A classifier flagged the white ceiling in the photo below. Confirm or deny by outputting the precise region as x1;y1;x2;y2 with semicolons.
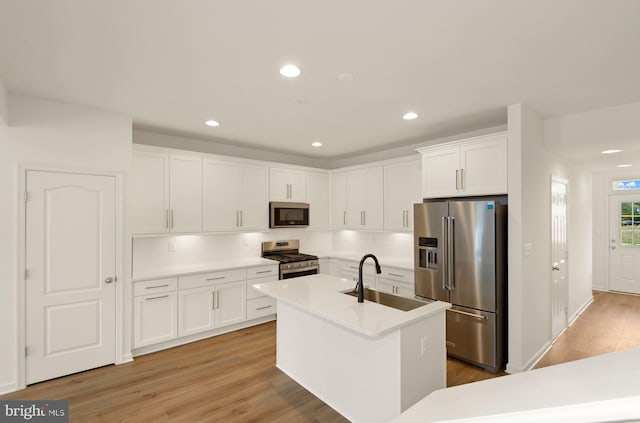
1;0;640;166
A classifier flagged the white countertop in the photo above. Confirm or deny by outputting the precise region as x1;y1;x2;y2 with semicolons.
314;250;414;270
253;274;449;338
132;258;277;281
392;348;640;423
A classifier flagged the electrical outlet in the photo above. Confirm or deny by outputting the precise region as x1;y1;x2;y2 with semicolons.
421;337;428;356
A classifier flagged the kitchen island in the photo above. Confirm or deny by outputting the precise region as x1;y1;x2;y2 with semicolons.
253;274;450;423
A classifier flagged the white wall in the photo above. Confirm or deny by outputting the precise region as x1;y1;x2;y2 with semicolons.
507;104;594;373
0;76;7;124
133;230;333;278
0;94;132;393
331;231;413;263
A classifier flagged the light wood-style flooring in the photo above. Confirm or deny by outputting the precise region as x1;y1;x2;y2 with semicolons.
3;290;639;422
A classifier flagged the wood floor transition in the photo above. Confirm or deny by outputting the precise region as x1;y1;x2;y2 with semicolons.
3;290;639;422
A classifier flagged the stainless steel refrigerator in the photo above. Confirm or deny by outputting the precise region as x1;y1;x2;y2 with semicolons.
414;198;507;373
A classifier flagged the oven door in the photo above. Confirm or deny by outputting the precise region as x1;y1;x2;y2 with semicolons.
281;266;319;279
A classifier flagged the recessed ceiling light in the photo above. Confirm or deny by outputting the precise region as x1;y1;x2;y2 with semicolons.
602;149;622;154
204;120;220;127
311;141;323;147
402;112;418;120
617;164;632;168
280;64;301;78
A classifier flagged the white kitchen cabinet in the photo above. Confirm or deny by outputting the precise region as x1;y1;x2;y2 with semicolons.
306;171;330;228
384;159;422;231
419;132;507;199
329;258;341;277
246;264;278;320
270;167;306;202
339;259;376;287
346;166;384;230
318;258;330;275
133;149;202;234
331;171;348;228
178;270;247;337
203;160;269;231
376;267;415;298
133;278;178;348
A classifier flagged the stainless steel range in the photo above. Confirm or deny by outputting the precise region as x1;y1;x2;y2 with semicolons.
261;240;319;279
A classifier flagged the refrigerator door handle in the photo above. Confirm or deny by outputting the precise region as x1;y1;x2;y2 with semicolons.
442;216;448;290
448;216;455;290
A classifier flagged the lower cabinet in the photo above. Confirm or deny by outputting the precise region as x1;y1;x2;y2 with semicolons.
339;259;376;287
375;267;415;299
134;278;178;348
178;280;246;337
246;264;278;320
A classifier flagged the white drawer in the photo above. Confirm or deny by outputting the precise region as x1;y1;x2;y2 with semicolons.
379;267;413;282
341;260;374;275
247;265;279;280
247;275;278;300
179;268;246;290
134;277;178;296
246;297;276;320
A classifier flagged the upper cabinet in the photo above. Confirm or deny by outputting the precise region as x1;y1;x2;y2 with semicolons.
203;160;268;231
384;159;421;231
331;171;348;228
346;166;384;230
418;132;507;199
306;171;330;228
269;167;306;202
133;150;202;234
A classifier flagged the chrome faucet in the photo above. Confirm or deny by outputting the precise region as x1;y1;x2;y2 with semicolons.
357;254;382;303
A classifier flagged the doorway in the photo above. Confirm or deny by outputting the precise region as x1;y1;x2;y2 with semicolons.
25;170;117;384
609;193;640;294
551;177;568;340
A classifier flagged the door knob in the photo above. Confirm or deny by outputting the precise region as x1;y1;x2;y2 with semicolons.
105;276;114;284
552;263;560;271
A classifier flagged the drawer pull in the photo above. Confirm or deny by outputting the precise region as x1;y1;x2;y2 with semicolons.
256;305;273;311
256;270;273;274
145;284;169;289
448;308;487;320
206;276;226;281
145;295;169;301
388;273;404;278
349;266;358;270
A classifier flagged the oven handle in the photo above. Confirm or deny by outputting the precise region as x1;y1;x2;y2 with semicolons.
280;265;319;276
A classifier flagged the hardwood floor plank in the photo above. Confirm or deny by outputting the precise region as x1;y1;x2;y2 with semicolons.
3;290;640;422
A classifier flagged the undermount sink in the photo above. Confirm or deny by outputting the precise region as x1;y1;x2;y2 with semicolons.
343;288;431;311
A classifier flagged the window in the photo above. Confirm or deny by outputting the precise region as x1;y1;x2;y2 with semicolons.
620;201;640;246
613;180;640;191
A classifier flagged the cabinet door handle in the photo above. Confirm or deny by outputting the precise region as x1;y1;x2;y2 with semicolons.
240;210;243;227
343;211;346;225
216;290;220;309
256;305;272;311
460;168;465;190
170;209;174;229
145;284;169;289
212;291;216;310
206;276;225;281
388;273;403;278
166;209;169;229
145;295;168;301
456;169;460;190
256;270;272;274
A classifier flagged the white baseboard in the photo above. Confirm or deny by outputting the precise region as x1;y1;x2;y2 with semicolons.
0;382;17;395
118;353;134;364
506;340;552;374
569;296;594;327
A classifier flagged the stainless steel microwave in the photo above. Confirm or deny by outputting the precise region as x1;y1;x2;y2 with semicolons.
269;202;310;228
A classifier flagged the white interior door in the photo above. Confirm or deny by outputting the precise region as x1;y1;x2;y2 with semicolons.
551;178;568;340
26;171;116;384
609;194;640;294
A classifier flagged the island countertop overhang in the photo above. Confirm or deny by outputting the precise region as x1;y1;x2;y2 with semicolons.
253;274;451;338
